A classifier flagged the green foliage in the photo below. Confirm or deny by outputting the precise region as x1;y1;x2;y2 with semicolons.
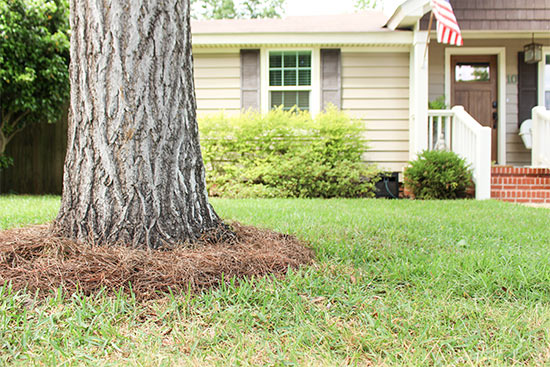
191;0;285;19
472;67;489;81
0;154;13;170
428;95;447;110
0;0;69;156
404;150;473;200
354;0;381;10
199;107;379;198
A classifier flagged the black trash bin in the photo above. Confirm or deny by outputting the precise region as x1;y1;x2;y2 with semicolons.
375;172;400;199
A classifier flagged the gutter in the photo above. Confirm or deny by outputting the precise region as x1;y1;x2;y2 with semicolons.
192;31;414;48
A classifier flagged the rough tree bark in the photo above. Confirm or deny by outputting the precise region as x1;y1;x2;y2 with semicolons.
54;0;222;248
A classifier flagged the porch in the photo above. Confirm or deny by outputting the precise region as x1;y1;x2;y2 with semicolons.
426;106;550;202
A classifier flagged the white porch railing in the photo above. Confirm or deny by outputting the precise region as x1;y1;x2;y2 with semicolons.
427;109;453;151
532;106;550;168
427;106;492;200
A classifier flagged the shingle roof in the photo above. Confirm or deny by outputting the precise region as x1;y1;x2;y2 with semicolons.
191;11;392;34
420;0;550;31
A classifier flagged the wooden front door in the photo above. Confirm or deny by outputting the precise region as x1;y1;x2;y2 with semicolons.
451;55;498;161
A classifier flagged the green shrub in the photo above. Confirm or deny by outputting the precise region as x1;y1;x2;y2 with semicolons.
404;150;473;200
199;106;379;198
428;96;447;110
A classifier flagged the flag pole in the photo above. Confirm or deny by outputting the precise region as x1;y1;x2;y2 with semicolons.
422;11;434;67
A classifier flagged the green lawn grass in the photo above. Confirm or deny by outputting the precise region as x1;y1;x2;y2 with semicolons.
1;196;550;366
0;195;60;230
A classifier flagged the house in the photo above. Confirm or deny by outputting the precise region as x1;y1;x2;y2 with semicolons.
190;0;550;202
191;12;413;174
2;0;550;201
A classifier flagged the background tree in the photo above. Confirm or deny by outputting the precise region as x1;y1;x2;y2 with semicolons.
191;0;285;19
54;0;222;249
355;0;382;10
240;0;284;18
0;0;70;169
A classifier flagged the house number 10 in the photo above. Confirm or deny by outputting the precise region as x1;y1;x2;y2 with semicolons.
507;74;518;84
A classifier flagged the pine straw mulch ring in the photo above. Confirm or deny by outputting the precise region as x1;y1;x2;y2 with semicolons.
0;222;314;300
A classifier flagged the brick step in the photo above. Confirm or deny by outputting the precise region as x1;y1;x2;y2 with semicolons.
490;166;550;203
491;175;550;183
491;166;550;176
491;176;550;189
492;175;550;182
492;185;550;191
491;189;550;203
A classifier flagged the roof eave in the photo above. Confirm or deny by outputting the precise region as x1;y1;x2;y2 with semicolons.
386;0;431;31
192;31;414;48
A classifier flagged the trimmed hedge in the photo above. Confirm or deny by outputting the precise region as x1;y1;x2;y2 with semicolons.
199;107;379;198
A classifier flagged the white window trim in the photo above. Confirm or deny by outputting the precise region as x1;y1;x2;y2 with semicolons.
444;47;506;165
260;47;321;115
538;46;550;109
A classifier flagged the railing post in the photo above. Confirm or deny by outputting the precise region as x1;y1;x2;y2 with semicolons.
531;106;540;167
444;115;451;150
476;127;492;200
428;115;433;150
532;106;543;167
532;106;550;168
451;105;464;158
451;106;491;200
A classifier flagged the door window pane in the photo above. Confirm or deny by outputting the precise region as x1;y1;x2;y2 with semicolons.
455;63;490;82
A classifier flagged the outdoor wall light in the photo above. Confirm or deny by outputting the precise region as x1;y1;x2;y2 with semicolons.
524;34;543;64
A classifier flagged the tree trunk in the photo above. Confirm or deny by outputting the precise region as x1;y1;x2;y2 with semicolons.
54;0;221;249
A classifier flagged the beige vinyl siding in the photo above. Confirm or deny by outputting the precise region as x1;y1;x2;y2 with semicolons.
193;52;241;116
428;39;532;166
341;52;410;172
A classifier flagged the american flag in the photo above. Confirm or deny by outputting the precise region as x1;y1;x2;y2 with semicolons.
431;0;463;46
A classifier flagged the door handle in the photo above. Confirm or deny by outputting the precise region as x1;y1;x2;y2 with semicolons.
492;111;498;129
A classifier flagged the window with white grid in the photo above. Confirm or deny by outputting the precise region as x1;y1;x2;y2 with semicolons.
268;51;312;111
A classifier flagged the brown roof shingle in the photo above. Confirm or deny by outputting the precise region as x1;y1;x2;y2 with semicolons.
421;0;550;31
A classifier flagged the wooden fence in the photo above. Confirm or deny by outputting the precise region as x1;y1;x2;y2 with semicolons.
0;108;68;194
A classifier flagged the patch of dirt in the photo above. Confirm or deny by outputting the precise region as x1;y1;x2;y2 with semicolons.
0;222;314;300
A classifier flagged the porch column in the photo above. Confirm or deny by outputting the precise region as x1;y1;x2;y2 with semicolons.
409;30;429;160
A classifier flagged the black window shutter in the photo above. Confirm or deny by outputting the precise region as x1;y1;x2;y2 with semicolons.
517;52;538;127
321;49;341;110
240;49;260;111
